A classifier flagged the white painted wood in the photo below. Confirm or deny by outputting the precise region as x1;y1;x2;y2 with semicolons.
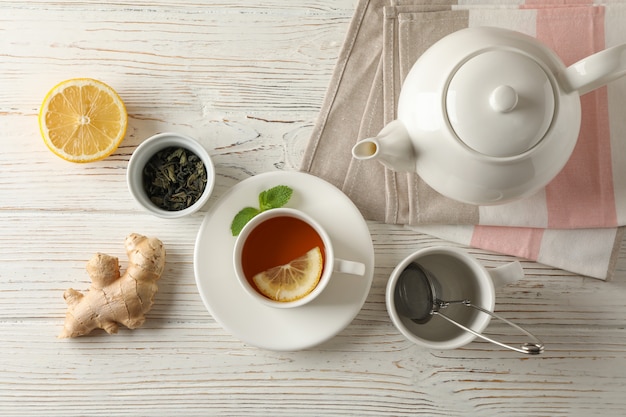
2;1;626;415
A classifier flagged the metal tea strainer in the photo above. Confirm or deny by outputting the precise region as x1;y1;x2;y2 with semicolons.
395;262;544;355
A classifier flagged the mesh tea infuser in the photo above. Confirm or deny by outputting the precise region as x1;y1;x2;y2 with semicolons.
395;263;544;355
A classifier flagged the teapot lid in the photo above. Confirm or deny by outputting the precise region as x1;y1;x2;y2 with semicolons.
446;50;555;157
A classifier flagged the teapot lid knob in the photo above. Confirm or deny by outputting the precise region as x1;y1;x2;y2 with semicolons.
490;85;518;113
446;50;555;157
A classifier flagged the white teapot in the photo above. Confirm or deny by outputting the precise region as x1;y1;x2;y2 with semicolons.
352;27;626;205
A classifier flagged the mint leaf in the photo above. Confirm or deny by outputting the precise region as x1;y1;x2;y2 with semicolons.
231;185;294;236
259;185;293;211
231;207;260;236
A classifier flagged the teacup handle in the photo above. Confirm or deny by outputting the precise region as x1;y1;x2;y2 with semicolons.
333;258;366;276
488;261;524;288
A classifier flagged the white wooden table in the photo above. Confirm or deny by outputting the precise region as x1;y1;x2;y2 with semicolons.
3;1;626;415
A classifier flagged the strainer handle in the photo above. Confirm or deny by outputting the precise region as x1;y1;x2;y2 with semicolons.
435;301;544;355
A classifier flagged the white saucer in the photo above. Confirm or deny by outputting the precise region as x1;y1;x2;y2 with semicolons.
193;171;374;351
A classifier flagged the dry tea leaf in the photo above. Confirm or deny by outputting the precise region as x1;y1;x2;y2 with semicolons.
142;146;207;211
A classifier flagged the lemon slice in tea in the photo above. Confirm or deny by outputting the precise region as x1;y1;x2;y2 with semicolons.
38;78;128;163
253;247;323;302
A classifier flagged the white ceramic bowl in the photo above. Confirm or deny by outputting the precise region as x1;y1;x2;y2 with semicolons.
127;132;215;218
385;247;494;350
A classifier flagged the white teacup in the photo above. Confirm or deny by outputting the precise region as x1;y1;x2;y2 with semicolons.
233;208;365;309
386;246;543;353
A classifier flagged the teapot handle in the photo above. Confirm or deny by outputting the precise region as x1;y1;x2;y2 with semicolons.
561;44;626;96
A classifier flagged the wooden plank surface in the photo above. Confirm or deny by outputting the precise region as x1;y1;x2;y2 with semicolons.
2;1;626;416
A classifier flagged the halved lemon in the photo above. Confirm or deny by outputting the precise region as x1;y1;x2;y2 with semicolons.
253;247;323;302
38;78;128;163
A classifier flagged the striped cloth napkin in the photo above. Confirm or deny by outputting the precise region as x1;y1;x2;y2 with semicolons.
301;0;626;279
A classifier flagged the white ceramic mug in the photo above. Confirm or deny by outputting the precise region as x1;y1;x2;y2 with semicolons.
233;207;366;308
386;246;543;353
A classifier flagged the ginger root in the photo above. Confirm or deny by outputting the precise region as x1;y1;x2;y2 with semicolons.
59;233;166;338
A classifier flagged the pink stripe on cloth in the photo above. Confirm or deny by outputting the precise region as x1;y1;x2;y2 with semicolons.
534;6;618;228
524;0;594;6
470;226;544;261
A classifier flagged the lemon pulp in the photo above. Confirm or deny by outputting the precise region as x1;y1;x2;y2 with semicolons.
38;78;127;163
252;247;323;302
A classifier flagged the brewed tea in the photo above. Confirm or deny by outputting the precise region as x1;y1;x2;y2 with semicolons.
241;215;326;290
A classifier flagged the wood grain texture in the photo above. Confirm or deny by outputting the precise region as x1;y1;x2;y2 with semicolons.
2;1;626;416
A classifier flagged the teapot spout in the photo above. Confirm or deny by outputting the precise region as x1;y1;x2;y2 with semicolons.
351;120;416;172
561;43;626;95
